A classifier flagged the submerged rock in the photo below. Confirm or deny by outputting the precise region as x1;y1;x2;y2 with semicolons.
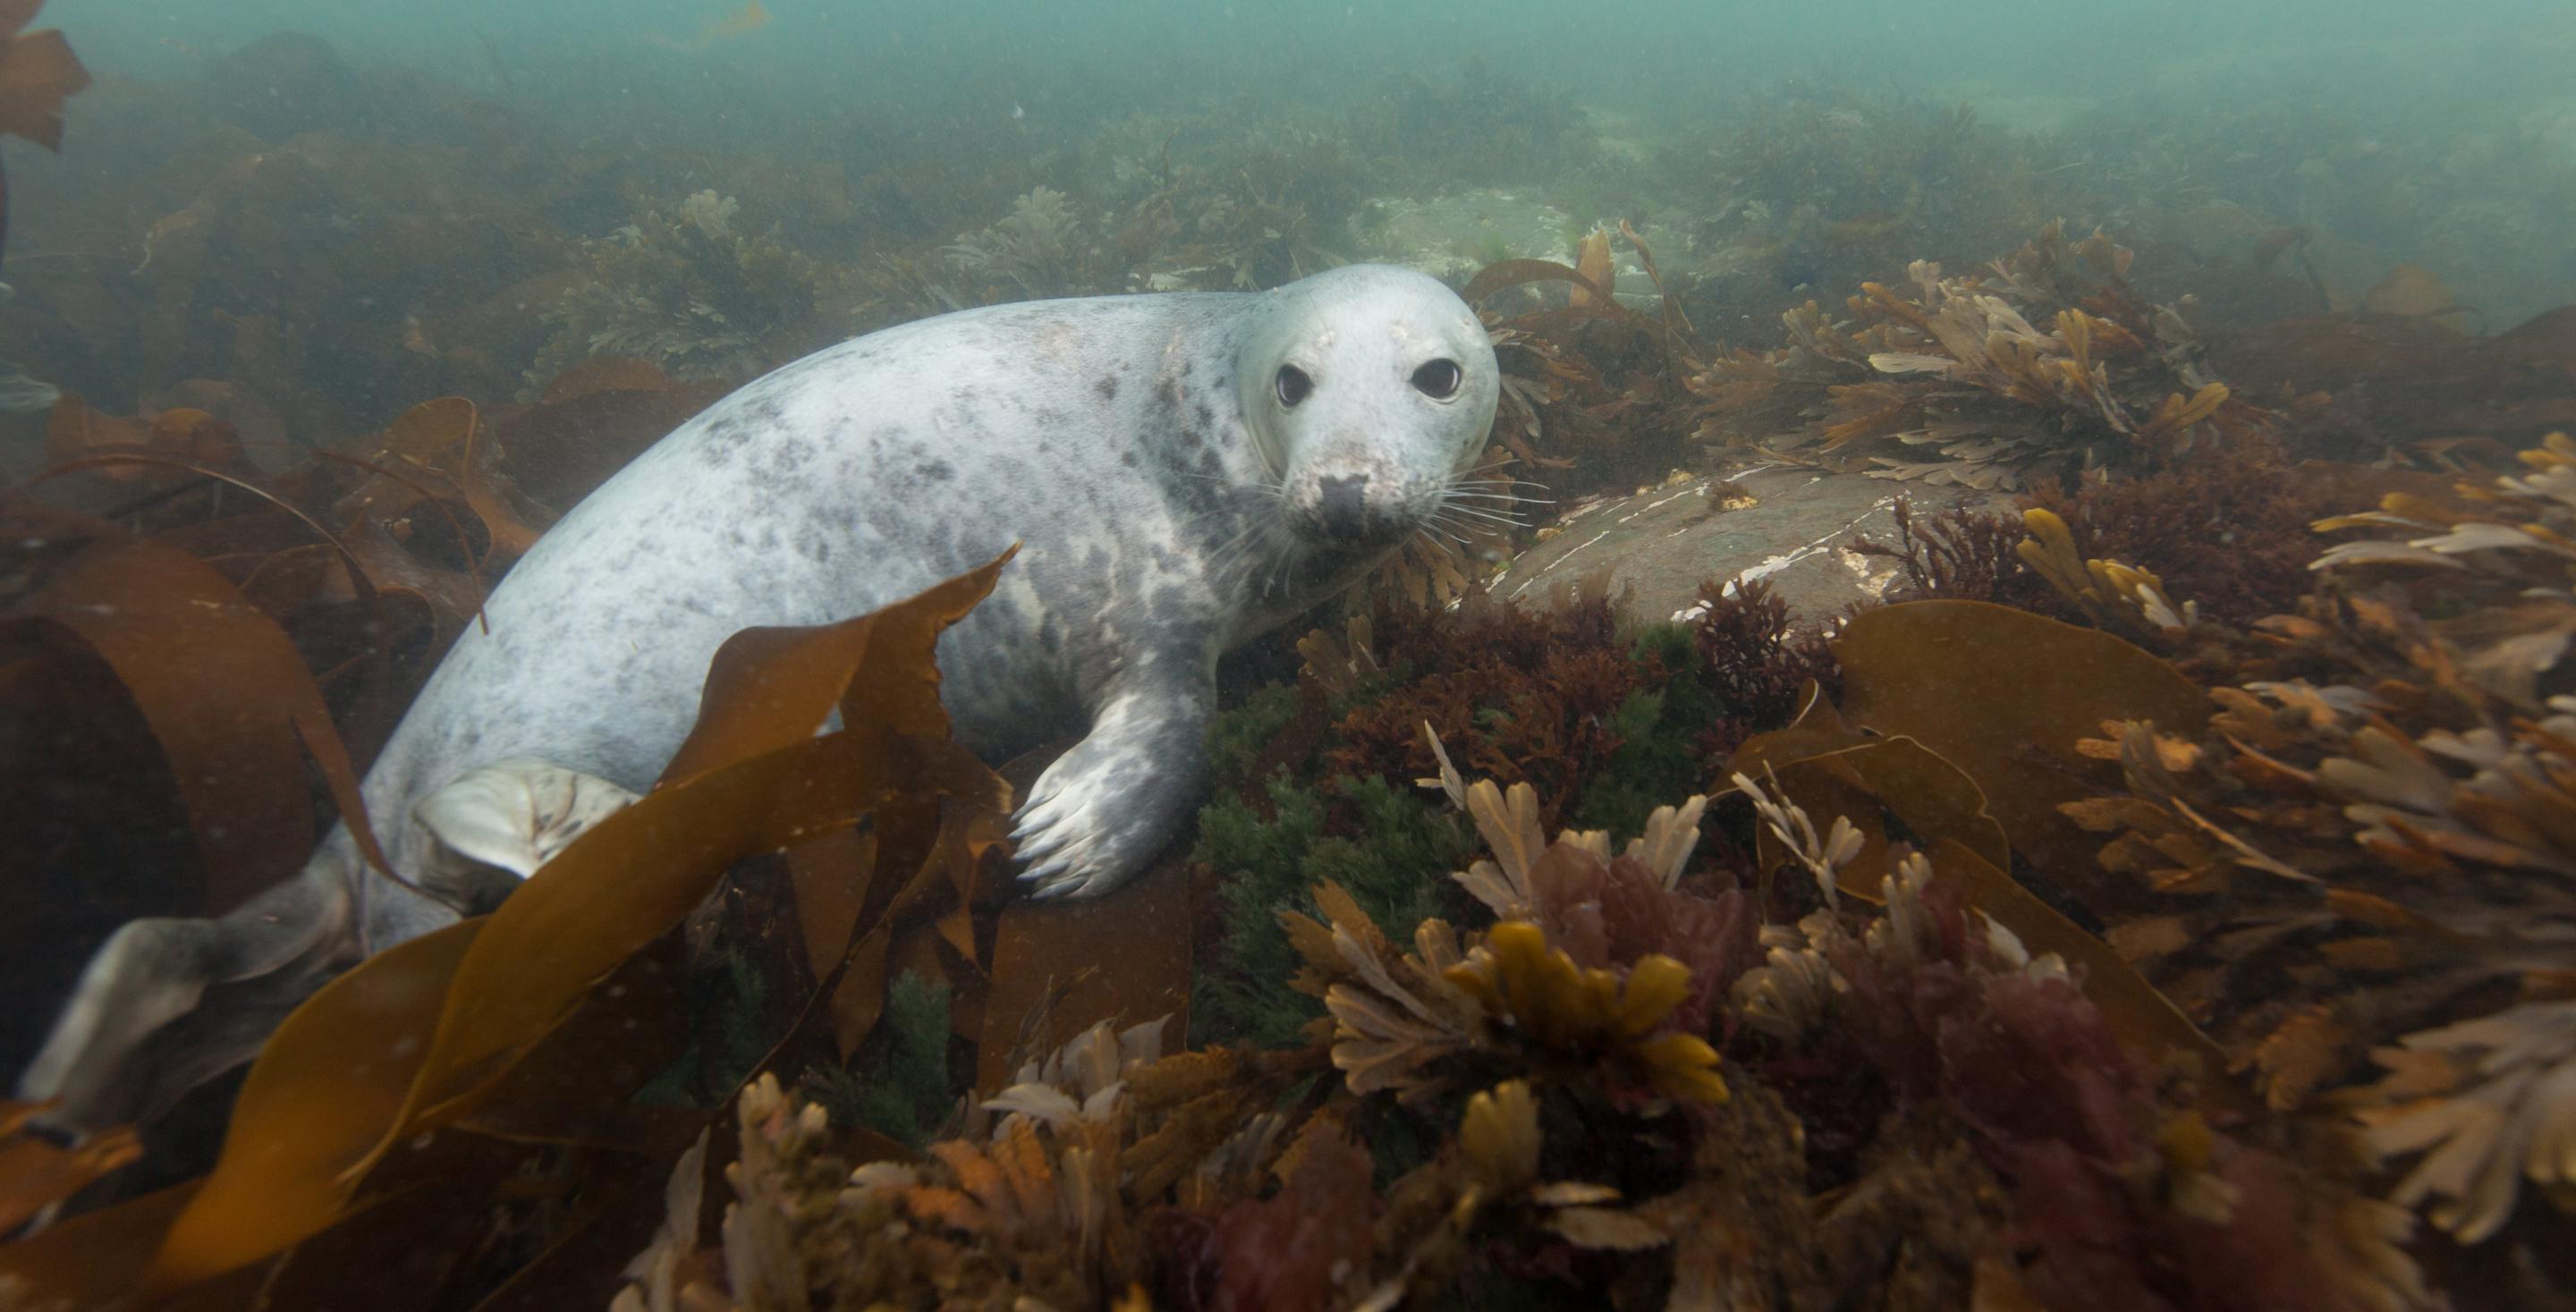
210;32;369;143
1487;463;2010;625
1352;188;1710;308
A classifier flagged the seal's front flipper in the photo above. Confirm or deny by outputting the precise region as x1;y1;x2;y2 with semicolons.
412;758;640;911
1012;665;1215;901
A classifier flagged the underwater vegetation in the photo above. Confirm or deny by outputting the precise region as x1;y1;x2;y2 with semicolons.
0;0;87;415
0;1;87;256
532;190;832;389
1673;85;2086;319
6;12;2576;1309
589;723;2438;1312
25;416;2572;1307
1445;224;1712;512
2066;88;2576;332
940;184;1100;304
934;126;1372;307
1690;223;2275;491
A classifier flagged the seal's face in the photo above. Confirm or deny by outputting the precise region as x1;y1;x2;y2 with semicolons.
1241;266;1503;554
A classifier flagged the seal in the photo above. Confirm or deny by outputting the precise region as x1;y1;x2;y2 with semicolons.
22;263;1503;1130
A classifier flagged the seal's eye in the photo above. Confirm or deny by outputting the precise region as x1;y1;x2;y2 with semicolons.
1411;359;1463;400
1275;364;1313;408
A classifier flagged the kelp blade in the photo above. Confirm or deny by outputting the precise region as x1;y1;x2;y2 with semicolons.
132;556;1017;1293
3;538;386;911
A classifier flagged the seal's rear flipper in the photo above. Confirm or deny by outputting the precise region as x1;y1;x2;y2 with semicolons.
412;758;639;911
16;861;351;1137
18;759;636;1138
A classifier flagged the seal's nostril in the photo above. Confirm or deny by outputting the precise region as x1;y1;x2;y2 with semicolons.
1318;473;1368;535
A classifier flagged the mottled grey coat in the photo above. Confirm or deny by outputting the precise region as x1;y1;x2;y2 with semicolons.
21;263;1500;1131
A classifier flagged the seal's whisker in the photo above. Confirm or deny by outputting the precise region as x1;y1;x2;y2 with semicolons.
1445;475;1551;491
1264;548;1298;601
1439;489;1529;511
1432;503;1504;528
1428;512;1504;544
1200;515;1276;585
1437;504;1531;528
1221;521;1277;573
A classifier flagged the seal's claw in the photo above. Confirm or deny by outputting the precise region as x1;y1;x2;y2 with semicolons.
1010;820;1076;864
1017;843;1104;899
1003;684;1210;901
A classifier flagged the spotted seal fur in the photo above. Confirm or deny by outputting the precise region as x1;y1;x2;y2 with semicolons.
22;263;1503;1130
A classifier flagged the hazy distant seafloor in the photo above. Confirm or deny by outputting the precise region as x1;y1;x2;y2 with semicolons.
4;2;2576;1309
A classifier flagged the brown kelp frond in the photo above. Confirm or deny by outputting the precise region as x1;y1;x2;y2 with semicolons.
1928;439;2576;1247
0;1098;137;1234
1309;894;1732;1105
0;3;87;154
2312;431;2576;707
0;555;1020;1307
0;386;649;933
587;733;2433;1312
1693;223;2281;491
2018;505;2202;641
1460;222;1713;500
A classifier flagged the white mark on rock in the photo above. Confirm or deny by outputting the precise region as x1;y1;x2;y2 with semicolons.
1615;481;1708;525
1716;496;1900;595
1839;545;1902;600
1504;529;1612;600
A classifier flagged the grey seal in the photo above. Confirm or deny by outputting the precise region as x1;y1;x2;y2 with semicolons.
21;263;1503;1131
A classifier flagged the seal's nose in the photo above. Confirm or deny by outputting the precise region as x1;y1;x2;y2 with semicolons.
1318;473;1369;537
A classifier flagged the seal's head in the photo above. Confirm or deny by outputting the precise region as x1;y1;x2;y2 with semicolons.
1238;264;1502;553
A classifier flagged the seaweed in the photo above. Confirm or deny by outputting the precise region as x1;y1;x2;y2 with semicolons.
0;546;1017;1303
2063;85;2576;332
940;184;1105;302
1462;224;1713;499
532;190;831;386
1190;772;1477;1050
1667;83;2094;333
1693;224;2282;491
809;969;954;1149
1176;130;1366;292
4;22;2575;1307
1857;438;2332;636
1852;495;2056;612
584;736;2421;1312
0;0;85;286
1812;443;2576;1251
